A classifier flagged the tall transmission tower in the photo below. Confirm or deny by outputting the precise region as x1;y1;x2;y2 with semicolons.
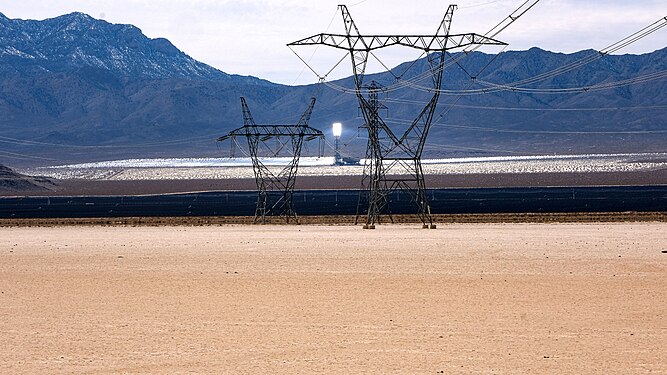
289;5;507;229
217;97;324;224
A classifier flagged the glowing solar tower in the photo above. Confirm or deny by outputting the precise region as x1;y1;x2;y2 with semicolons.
332;122;342;165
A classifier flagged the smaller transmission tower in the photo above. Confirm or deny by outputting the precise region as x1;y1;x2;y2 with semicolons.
355;81;390;229
217;97;324;223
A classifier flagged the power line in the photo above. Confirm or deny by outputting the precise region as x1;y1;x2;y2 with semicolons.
422;142;524;154
476;69;667;94
383;116;667;135
0;133;222;149
429;122;667;135
384;97;667;111
314;14;667;96
0;150;56;161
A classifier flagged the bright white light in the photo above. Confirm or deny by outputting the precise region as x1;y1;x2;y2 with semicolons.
332;122;342;137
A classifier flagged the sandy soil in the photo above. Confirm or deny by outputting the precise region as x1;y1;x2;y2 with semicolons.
1;224;666;374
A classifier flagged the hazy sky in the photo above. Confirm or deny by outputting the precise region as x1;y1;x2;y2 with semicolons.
3;0;666;84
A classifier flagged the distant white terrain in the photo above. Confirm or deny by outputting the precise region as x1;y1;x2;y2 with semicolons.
51;156;337;168
20;153;667;181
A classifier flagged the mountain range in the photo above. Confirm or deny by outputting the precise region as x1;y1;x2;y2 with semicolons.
0;12;666;166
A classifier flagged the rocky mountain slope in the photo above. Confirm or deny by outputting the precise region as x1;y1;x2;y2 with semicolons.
0;164;54;192
0;12;665;166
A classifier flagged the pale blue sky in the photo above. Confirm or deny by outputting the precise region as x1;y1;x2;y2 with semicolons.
2;0;666;84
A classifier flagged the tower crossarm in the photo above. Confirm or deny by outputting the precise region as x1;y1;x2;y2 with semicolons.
217;97;323;142
217;125;323;140
288;33;506;52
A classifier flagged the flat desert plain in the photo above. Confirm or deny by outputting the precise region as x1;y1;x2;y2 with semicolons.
1;223;666;374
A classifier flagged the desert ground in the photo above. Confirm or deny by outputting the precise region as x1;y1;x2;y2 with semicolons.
1;223;666;374
2;169;666;197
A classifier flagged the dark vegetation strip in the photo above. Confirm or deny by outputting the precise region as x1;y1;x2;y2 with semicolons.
1;212;665;227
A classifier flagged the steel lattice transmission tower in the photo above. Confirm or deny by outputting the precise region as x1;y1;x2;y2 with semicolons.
289;4;506;229
217;97;324;224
